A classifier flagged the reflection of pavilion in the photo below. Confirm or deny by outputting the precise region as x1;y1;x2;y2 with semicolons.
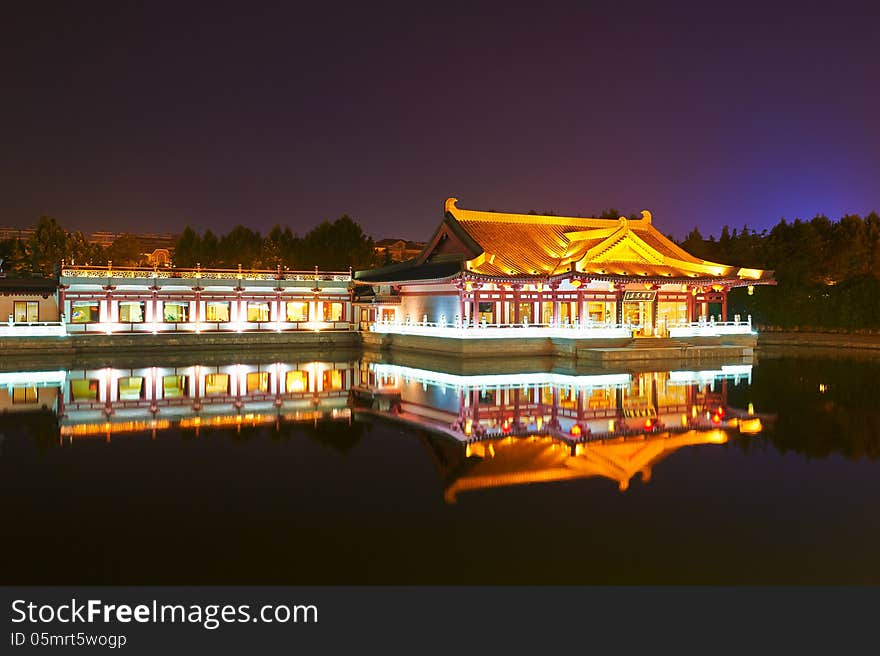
355;362;756;444
423;431;730;503
0;361;356;441
352;361;765;502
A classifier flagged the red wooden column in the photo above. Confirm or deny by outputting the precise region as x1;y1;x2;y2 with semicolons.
722;288;729;321
614;282;626;325
512;283;523;323
549;281;560;325
454;279;466;324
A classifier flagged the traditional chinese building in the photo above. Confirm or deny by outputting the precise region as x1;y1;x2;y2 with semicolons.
355;198;774;337
57;263;353;334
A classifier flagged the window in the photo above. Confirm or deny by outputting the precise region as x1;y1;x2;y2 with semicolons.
322;369;343;391
13;301;39;323
118;376;144;400
71;301;99;323
12;387;38;404
380;308;396;322
477;302;494;323
163;375;188;398
247;302;270;322
246;372;269;393
163;302;189;323
205;373;230;395
71;379;99;401
285;301;309;322
323;302;344;322
118;301;145;323
285;370;309;393
205;302;230;322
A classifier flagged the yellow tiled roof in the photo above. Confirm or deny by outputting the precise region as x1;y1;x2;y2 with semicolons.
445;197;757;280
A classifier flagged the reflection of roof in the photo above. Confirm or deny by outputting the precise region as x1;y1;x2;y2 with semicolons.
441;431;727;502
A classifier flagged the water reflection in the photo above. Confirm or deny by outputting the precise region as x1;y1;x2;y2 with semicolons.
0;357;765;502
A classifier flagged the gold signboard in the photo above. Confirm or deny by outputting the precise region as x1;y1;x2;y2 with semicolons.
623;291;657;302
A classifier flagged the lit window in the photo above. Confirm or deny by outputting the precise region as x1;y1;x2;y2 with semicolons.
246;372;269;393
163;375;188;398
71;302;99;323
163;302;189;323
285;302;309;322
118;376;144;400
285;370;309;393
247;302;270;322
323;302;344;322
13;301;39;323
12;387;38;404
205;302;230;322
205;373;230;395
322;369;343;391
118;301;145;323
71;379;99;401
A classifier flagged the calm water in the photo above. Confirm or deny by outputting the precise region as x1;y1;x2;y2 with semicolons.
1;352;879;584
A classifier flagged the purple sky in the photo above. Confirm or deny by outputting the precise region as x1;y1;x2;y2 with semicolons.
2;1;878;241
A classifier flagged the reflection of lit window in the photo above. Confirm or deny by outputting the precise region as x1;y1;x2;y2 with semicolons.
559;388;577;409
118;376;144;400
163;375;188;398
323;302;344;322
285;302;309;322
163;302;189;323
246;372;269;393
247;302;270;322
71;379;99;401
205;373;229;395
13;301;39;323
588;388;613;410
285;370;309;393
205;302;230;322
12;387;38;403
322;369;343;391
119;302;145;323
71;302;99;323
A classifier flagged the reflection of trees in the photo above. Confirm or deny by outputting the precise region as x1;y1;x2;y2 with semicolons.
0;411;60;454
749;358;880;460
299;419;366;453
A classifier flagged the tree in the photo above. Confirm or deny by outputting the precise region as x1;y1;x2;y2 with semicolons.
28;216;68;276
107;234;145;267
173;226;202;267
300;215;379;270
218;225;262;268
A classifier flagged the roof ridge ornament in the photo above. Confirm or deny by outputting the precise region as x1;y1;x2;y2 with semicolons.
445;197;459;213
641;210;652;224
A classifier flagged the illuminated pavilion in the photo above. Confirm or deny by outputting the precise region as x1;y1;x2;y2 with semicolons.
355;198;775;337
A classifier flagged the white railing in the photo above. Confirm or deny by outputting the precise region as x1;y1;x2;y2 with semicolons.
369;316;633;339
667;315;754;338
0;320;67;337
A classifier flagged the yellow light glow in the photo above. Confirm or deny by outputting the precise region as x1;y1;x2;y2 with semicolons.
739;418;763;434
748;285;754;296
570;279;582;289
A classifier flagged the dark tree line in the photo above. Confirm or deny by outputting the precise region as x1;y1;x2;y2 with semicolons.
171;215;381;271
0;214;382;277
675;212;880;331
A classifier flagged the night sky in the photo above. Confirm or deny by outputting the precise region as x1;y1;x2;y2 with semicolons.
2;1;878;240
